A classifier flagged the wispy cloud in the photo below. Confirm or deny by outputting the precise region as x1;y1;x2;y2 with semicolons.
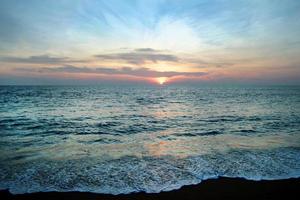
0;55;83;64
94;49;179;64
134;48;157;52
15;65;207;78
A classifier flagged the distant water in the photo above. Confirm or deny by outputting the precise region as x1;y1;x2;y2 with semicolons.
0;85;300;194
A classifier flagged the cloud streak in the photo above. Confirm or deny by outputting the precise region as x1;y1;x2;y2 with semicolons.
134;48;157;52
95;49;179;64
15;65;207;78
0;55;83;64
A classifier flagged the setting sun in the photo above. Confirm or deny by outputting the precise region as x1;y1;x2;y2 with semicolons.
156;77;168;85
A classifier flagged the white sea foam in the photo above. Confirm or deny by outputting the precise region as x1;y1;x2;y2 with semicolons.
1;147;299;194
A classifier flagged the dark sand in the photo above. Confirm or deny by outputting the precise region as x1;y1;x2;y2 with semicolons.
1;177;299;200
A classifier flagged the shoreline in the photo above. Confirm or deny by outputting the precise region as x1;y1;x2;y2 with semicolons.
1;177;299;200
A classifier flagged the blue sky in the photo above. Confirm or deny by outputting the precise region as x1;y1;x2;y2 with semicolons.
0;0;300;84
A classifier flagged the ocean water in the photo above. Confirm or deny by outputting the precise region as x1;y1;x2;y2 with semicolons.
0;85;300;194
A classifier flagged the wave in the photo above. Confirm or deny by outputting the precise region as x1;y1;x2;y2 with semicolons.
174;130;222;137
197;115;264;123
1;147;299;195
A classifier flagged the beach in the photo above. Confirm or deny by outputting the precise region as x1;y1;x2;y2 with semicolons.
1;0;300;199
1;177;299;200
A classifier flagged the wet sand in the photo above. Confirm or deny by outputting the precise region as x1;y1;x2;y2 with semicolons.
1;177;299;200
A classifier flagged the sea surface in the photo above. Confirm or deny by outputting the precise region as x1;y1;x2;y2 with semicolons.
0;85;300;194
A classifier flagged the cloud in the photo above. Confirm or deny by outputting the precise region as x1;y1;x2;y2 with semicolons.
134;48;157;52
94;49;179;64
15;65;208;78
0;55;83;64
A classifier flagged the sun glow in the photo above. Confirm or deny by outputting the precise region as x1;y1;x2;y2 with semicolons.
156;77;168;85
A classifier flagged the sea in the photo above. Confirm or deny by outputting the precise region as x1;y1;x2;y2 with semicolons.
0;85;300;194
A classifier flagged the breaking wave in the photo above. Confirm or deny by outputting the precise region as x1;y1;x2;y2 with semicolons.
1;147;300;194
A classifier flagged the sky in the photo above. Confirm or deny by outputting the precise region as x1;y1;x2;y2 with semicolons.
0;0;300;85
